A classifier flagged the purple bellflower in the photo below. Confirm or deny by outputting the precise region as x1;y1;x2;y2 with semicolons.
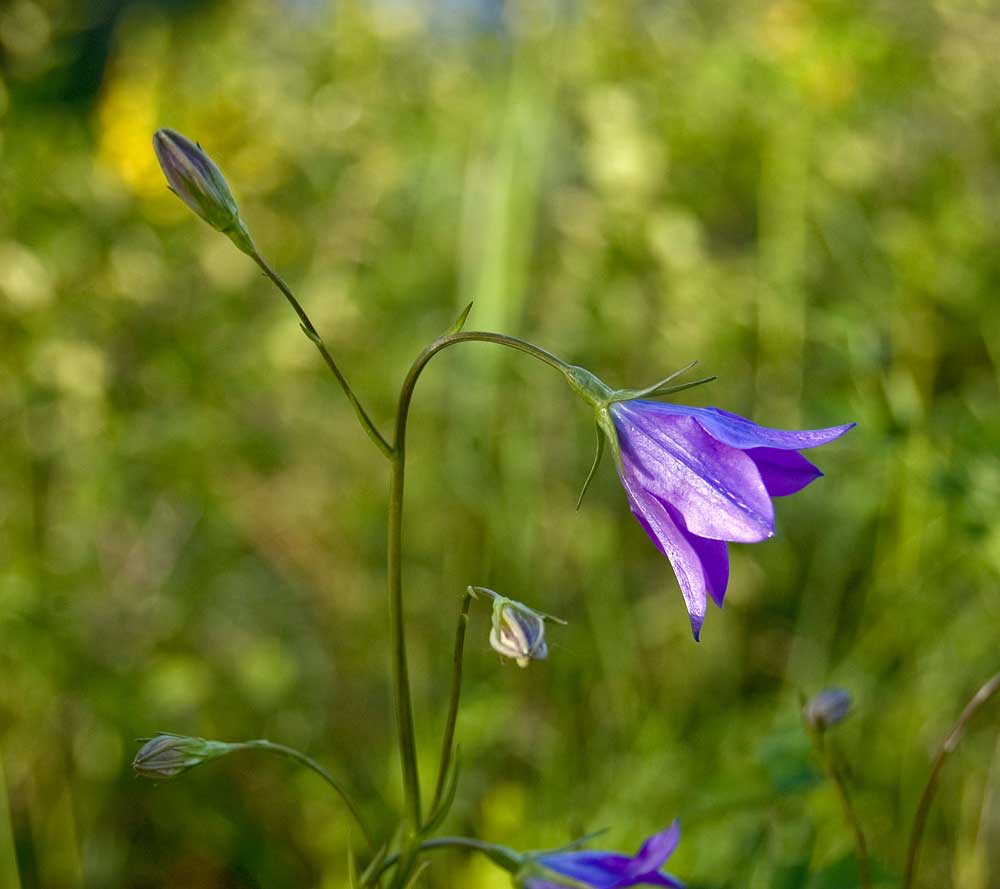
561;364;854;640
519;822;684;889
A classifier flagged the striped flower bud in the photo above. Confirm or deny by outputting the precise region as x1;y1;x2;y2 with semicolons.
471;587;566;668
152;128;254;255
133;732;237;779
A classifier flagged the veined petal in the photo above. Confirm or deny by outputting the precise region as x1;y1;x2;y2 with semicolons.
746;447;823;497
626;401;854;451
612;403;774;543
663;507;729;608
618;468;709;639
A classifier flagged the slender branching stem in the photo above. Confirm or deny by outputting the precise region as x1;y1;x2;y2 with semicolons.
429;591;472;818
903;670;1000;889
816;733;871;889
238;740;375;850
251;251;393;458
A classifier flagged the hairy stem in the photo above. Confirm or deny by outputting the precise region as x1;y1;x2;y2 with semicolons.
903;670;1000;889
251;251;393;458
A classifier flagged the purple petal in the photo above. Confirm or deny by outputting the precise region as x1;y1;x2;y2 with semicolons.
620;475;708;639
626;822;681;876
541;854;682;889
664;507;729;608
747;447;823;497
612;403;774;544
622;402;855;451
542;852;633;885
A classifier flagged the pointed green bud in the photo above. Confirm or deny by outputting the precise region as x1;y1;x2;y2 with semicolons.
471;587;566;668
132;732;238;779
152;128;255;255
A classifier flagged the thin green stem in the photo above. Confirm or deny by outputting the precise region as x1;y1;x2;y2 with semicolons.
369;836;523;884
903;670;1000;889
388;446;421;833
238;740;375;850
251;251;393;458
429;591;472;819
817;733;871;889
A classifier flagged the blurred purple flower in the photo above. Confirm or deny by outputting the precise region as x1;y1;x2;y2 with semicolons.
522;822;684;889
609;401;854;639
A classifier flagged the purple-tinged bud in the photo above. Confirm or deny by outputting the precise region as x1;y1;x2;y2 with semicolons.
471;586;566;668
133;732;238;779
152;128;254;255
804;688;852;731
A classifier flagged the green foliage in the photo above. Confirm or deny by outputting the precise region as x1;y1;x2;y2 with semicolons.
2;0;999;887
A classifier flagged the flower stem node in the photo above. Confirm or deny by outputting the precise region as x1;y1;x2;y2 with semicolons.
132;732;237;779
470;586;566;668
152;128;255;255
804;688;852;732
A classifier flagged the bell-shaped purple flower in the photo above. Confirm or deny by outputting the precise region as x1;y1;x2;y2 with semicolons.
609;401;854;639
520;822;684;889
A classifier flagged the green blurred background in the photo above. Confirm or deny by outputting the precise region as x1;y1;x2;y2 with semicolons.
2;0;1000;886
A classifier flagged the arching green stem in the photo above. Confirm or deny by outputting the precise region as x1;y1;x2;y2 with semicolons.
237;740;375;850
387;330;573;854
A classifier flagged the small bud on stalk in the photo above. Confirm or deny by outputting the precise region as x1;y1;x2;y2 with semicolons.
804;688;852;732
152;128;255;255
133;732;238;779
470;587;566;668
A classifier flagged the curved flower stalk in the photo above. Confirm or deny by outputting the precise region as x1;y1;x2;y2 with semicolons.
517;822;684;889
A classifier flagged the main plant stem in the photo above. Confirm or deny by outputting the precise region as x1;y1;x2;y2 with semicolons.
387;330;571;866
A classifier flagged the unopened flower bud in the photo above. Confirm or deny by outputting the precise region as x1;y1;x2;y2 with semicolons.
133;732;237;779
152;128;254;255
804;688;852;731
471;587;565;668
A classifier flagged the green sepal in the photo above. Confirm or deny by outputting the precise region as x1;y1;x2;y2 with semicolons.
576;424;606;510
223;216;256;257
606;360;701;403
401;861;431;888
348;841;360;889
359;841;390;887
448;301;474;334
